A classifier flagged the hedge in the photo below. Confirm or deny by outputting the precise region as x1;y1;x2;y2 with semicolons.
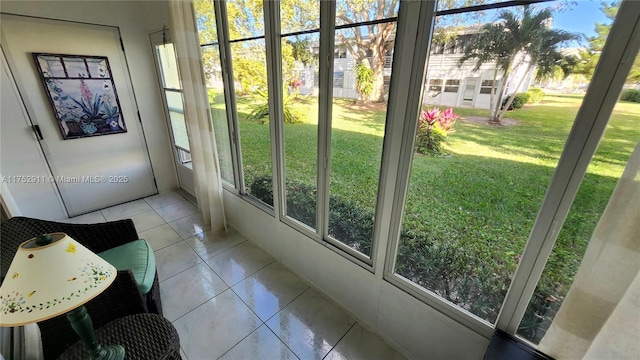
621;89;640;103
249;175;561;343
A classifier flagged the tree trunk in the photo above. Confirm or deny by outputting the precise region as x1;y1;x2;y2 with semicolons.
496;64;532;122
491;62;512;122
489;68;498;116
370;50;386;102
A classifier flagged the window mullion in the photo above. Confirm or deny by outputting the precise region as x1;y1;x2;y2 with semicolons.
263;0;284;220
496;1;640;334
214;0;243;192
317;0;336;240
375;0;437;276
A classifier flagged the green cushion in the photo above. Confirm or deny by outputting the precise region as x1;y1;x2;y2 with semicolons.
98;239;155;295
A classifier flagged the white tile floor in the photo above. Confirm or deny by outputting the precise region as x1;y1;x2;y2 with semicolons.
69;191;406;360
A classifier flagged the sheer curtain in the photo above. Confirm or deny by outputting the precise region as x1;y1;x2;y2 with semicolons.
169;0;226;233
539;141;640;359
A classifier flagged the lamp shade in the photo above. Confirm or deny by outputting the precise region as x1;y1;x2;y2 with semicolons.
0;233;116;327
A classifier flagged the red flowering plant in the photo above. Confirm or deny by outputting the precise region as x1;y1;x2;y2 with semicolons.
415;107;458;155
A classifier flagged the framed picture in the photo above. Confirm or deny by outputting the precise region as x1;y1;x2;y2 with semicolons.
33;53;127;140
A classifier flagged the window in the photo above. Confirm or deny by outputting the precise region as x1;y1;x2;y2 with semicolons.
517;121;639;344
195;2;235;185
431;42;445;54
455;34;472;54
480;80;496;94
328;0;398;259
444;79;459;93
333;71;344;88
390;2;626;332
429;78;443;92
196;0;636;347
226;2;272;205
281;1;320;230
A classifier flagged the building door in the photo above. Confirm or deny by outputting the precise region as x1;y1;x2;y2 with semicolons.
149;31;195;197
461;77;478;106
0;15;157;216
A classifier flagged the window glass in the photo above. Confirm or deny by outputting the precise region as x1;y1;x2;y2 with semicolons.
328;14;397;257
165;91;189;151
444;79;460;93
395;2;609;324
335;0;399;26
230;38;271;199
195;0;235;184
429;79;443;92
227;0;265;40
280;0;320;229
517;52;640;344
157;43;181;90
280;0;319;34
202;45;235;184
194;0;217;45
215;0;273;202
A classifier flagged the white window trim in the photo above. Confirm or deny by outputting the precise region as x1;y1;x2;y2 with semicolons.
203;0;640;342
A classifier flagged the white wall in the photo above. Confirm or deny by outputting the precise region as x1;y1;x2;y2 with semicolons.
0;1;178;219
224;191;489;359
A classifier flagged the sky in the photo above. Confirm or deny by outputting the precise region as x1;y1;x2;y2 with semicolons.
551;0;610;44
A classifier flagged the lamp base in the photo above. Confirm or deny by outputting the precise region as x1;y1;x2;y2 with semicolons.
66;306;125;360
94;344;125;360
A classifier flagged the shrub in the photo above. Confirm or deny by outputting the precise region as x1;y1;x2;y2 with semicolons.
621;89;640;103
207;89;217;106
395;229;510;322
526;87;544;103
415;108;457;156
354;62;374;101
249;175;373;255
246;90;303;124
502;92;531;110
251;174;564;335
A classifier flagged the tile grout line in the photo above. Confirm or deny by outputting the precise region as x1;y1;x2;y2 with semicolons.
321;322;357;360
261;287;313;359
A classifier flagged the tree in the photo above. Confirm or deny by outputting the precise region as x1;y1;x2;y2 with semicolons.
335;0;398;102
578;1;640;83
458;6;577;123
194;0;506;103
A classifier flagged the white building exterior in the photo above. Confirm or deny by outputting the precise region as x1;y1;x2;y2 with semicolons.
295;32;536;110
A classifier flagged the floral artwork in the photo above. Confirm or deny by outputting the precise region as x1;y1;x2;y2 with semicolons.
33;53;127;139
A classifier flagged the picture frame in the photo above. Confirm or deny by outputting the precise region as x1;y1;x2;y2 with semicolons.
33;53;127;140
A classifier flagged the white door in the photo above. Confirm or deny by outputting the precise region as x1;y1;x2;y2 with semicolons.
149;31;195;197
461;77;478;106
1;15;157;216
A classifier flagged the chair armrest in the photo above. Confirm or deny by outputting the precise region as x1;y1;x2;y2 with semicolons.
1;216;139;277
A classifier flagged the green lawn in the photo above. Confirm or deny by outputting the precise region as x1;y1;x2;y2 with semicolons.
212;92;639;342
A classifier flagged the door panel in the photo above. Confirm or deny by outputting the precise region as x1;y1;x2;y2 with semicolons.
1;15;157;216
150;31;195;197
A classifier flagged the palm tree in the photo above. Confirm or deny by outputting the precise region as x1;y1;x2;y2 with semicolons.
458;7;577;124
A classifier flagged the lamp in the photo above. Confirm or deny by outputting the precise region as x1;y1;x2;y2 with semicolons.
0;233;125;360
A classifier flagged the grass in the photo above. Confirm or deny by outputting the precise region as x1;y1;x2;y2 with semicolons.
210;91;639;340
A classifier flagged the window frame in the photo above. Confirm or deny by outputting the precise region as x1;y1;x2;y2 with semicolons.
382;0;640;341
200;0;640;343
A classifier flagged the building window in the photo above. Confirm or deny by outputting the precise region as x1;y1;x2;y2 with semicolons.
333;71;344;88
480;80;496;94
334;45;348;59
431;42;445;54
429;78;443;92
444;79;459;93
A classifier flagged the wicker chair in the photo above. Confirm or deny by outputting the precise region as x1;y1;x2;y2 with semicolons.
0;216;163;360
